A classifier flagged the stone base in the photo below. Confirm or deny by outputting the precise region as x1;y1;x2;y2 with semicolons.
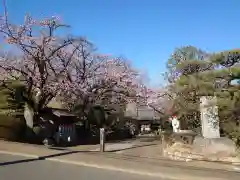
172;130;197;145
163;137;239;163
193;136;237;156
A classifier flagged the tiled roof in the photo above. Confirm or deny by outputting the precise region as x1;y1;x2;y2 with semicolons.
125;103;160;120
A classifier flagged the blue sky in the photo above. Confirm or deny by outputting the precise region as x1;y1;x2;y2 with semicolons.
1;0;240;86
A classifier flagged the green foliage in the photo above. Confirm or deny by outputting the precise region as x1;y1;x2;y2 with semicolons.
0;80;27;141
0;114;25;141
87;105;106;128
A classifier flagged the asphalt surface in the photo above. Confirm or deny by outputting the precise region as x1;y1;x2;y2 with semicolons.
0;154;162;180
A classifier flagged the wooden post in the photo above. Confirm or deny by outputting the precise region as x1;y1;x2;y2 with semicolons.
100;128;105;152
161;132;166;148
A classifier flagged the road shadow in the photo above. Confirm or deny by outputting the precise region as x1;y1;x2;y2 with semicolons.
0;150;97;167
0;142;159;167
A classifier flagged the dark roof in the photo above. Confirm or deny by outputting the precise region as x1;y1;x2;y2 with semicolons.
41;108;77;117
52;110;76;117
125;103;160;120
137;106;155;120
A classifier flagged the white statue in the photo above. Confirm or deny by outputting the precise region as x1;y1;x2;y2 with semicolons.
170;115;180;133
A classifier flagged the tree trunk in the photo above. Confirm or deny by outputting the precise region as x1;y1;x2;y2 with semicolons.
24;103;34;129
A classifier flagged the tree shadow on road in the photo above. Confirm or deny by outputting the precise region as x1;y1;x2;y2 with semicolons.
0;150;97;167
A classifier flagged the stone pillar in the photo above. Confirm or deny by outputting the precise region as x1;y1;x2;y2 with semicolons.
100;128;105;152
200;96;220;139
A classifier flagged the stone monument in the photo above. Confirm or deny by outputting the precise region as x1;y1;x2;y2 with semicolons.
163;96;237;160
191;96;237;157
200;96;220;139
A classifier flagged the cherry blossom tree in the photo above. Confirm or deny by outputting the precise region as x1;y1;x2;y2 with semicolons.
0;2;93;127
137;85;173;117
0;1;144;129
63;53;142;119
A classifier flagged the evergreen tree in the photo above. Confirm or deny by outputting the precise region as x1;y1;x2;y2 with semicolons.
166;46;240;145
0;80;26;117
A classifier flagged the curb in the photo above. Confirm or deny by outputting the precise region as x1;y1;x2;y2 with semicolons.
106;151;240;168
163;151;240;166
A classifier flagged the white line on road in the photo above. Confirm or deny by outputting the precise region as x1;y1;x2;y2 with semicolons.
0;150;238;180
233;167;240;171
0;150;196;180
47;157;204;180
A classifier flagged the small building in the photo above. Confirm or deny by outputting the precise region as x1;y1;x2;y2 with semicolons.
125;103;161;133
40;107;78;125
39;108;79;145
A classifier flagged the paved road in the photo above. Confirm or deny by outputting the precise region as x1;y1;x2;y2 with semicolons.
0;154;162;180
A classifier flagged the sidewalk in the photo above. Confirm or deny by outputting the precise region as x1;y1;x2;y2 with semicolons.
0;140;240;180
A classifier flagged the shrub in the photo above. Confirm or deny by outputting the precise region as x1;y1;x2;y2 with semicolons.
0;114;26;141
221;121;240;147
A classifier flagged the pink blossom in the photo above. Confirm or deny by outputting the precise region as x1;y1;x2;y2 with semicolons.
0;10;146;113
